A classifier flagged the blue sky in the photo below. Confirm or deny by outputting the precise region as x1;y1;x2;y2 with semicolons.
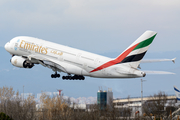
0;0;180;100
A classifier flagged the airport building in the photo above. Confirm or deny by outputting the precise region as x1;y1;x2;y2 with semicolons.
113;95;177;117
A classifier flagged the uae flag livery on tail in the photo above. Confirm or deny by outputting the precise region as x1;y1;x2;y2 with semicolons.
90;31;157;73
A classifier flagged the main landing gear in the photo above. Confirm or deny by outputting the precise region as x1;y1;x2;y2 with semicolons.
62;75;85;80
51;72;60;78
51;72;85;80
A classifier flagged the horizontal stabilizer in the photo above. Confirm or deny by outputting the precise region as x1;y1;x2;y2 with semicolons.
172;58;176;63
143;70;175;74
141;58;176;63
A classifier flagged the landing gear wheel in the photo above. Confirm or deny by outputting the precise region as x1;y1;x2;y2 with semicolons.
51;74;55;78
57;74;60;78
62;75;85;80
51;72;60;78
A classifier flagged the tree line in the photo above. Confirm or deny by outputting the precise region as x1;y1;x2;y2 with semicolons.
0;86;179;120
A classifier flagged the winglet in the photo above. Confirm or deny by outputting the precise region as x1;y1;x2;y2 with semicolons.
172;58;176;63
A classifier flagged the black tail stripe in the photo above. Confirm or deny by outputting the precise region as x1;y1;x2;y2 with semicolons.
118;51;147;64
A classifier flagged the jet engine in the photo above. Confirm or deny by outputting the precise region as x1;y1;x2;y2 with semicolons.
10;56;34;68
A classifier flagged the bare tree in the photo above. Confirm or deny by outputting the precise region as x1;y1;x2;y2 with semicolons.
0;87;38;120
2;86;179;120
143;91;176;120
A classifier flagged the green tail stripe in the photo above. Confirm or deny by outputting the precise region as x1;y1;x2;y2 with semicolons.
133;34;157;51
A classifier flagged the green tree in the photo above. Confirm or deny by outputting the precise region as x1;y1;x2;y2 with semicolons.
0;112;13;120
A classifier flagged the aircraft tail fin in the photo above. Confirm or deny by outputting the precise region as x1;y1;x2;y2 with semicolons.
115;30;157;68
90;30;157;73
174;86;180;102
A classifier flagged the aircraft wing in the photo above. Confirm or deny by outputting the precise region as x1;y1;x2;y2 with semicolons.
23;54;67;73
39;59;67;73
141;58;176;63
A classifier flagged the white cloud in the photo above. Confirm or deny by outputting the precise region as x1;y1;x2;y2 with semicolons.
53;92;59;96
0;67;20;73
68;96;97;104
21;93;33;99
35;91;96;104
0;0;69;28
1;0;179;29
0;69;10;72
12;67;19;70
0;0;179;52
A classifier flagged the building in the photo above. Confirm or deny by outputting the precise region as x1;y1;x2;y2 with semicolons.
97;88;113;110
113;95;177;117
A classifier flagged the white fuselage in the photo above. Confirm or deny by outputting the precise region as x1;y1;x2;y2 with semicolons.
5;36;145;78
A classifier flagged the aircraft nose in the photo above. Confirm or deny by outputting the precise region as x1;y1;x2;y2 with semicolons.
4;42;9;51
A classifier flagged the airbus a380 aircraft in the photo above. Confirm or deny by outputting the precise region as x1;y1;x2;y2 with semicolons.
4;30;175;80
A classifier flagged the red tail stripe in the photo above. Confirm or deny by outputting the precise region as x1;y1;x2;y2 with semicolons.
90;43;139;73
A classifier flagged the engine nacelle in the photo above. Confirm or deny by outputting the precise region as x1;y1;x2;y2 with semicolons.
11;56;34;68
